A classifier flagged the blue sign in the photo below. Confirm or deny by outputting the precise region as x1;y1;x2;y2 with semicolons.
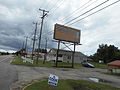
48;74;59;86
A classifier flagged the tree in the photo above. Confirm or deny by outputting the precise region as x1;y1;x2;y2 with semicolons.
90;44;120;63
35;48;47;53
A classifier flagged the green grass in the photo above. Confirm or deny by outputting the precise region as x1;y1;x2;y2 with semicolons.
11;56;107;69
23;79;120;90
90;62;107;69
11;56;53;67
11;56;82;68
106;73;120;77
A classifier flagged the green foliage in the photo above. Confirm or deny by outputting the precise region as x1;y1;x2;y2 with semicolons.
24;79;120;90
90;44;120;63
0;52;9;55
35;48;47;53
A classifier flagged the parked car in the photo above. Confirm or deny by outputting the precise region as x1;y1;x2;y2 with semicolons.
81;62;95;68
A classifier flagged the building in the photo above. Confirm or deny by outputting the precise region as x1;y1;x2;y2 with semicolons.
47;48;88;63
107;60;120;73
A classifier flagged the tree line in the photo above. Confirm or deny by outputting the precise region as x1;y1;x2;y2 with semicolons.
0;52;10;55
89;44;120;63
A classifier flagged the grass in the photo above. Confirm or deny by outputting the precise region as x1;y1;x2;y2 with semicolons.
23;79;120;90
11;55;54;67
11;56;107;69
11;56;82;68
106;73;120;77
90;62;107;69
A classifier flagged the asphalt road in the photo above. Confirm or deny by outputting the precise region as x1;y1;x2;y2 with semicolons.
0;55;18;90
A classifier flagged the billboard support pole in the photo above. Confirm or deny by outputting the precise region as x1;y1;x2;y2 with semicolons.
72;43;76;68
56;40;60;67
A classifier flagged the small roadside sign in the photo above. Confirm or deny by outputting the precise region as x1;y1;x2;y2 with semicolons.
48;74;59;86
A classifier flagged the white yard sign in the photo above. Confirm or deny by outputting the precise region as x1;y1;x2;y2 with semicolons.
48;74;59;86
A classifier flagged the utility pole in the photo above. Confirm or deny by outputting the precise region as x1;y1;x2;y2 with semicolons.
43;38;47;64
25;36;28;57
36;8;49;64
32;22;38;60
22;40;25;49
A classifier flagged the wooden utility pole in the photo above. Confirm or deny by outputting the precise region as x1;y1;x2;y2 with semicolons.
32;22;37;60
25;36;28;57
36;9;49;64
43;38;47;64
25;36;28;52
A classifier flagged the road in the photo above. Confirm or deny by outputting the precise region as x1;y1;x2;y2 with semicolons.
0;55;18;90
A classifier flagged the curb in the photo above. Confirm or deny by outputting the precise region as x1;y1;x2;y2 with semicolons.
22;80;40;90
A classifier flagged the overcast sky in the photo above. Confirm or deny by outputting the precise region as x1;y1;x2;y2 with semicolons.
0;0;120;55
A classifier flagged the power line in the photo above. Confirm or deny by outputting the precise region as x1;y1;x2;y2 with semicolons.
64;0;109;25
37;0;93;37
61;0;99;23
35;0;109;41
50;0;65;13
32;0;120;54
59;0;93;22
46;0;65;21
68;0;120;25
40;0;109;36
42;0;51;9
49;0;64;11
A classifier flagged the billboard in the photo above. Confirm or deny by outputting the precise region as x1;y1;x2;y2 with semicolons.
54;24;81;43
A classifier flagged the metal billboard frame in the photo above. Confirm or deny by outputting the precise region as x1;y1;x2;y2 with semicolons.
53;24;81;68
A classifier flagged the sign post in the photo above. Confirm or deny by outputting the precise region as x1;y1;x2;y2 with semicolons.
55;40;60;67
72;43;76;68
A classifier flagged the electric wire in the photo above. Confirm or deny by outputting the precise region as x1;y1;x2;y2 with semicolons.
59;0;93;22
40;0;109;36
41;0;92;36
48;0;64;11
64;0;109;24
36;0;120;49
50;0;65;13
68;0;120;25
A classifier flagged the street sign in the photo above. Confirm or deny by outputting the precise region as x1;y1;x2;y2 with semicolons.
48;74;59;86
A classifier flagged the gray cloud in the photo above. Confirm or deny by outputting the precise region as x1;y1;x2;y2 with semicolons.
0;0;120;55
